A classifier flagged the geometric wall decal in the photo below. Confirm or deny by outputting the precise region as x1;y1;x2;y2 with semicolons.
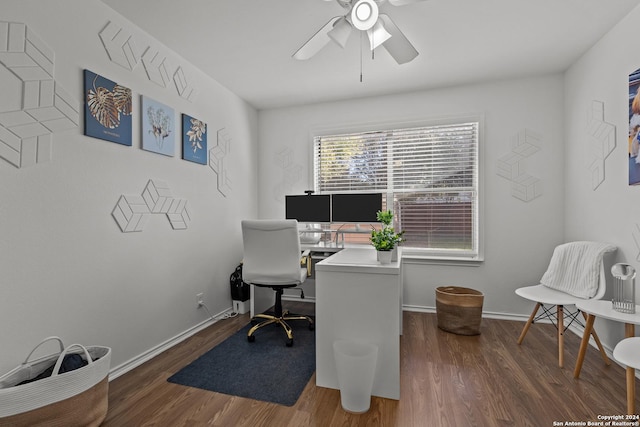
496;129;542;202
98;21;139;71
112;179;190;232
586;100;616;190
633;223;640;262
208;128;232;197
97;20;199;104
173;67;196;102
141;47;169;87
273;146;303;202
0;21;79;168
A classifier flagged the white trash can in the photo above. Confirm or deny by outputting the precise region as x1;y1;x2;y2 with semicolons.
333;340;378;413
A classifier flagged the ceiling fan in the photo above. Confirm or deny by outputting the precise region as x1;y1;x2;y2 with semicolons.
293;0;428;65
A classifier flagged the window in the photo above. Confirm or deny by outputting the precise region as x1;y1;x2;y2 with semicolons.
313;119;481;259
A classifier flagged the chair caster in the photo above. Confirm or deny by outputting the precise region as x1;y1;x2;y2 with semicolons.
286;338;293;347
308;323;315;331
248;335;255;343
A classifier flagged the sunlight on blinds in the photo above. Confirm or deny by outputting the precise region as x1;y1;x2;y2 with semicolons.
314;122;479;256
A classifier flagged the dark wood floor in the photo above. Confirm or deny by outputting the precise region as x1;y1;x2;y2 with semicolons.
102;302;637;426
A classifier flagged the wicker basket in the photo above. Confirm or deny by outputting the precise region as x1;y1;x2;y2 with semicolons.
435;286;484;335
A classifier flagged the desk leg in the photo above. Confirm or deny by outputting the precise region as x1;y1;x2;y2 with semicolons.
573;314;595;378
625;323;635;415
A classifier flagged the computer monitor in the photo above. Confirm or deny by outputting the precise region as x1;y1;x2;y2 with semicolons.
285;194;331;223
331;193;383;223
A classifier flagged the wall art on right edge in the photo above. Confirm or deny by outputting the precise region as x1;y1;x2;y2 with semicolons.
182;114;207;165
141;95;175;156
629;68;640;185
84;69;132;146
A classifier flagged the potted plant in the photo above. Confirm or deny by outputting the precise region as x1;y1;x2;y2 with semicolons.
370;210;404;264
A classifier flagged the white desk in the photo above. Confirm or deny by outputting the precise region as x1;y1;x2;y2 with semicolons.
574;300;640;414
315;247;403;400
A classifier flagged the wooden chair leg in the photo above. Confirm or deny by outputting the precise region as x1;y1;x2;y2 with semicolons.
580;311;610;366
518;302;541;345
558;305;564;368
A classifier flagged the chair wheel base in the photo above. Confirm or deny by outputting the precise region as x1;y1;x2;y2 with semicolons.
248;335;255;343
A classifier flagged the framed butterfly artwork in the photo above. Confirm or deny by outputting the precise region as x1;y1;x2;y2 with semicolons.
84;69;132;146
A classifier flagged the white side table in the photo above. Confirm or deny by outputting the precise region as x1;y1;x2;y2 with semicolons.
574;299;640;414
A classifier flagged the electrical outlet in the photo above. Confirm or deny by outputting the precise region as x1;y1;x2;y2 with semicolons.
196;293;204;308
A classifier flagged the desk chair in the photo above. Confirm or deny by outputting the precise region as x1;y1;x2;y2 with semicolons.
241;219;314;347
515;241;616;368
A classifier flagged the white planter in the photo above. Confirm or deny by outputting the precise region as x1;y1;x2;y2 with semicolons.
377;250;393;264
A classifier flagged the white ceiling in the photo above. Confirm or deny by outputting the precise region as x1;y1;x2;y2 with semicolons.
101;0;640;110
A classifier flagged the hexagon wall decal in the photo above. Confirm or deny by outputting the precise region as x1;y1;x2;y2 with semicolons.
496;129;542;202
208;128;232;197
0;21;79;169
112;179;191;232
586;100;616;191
99;21;139;71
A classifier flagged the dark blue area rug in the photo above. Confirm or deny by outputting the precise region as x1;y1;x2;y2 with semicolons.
167;320;315;406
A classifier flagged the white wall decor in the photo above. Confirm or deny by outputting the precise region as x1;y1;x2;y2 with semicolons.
98;21;139;71
98;21;197;102
141;47;169;87
586;100;616;190
112;179;191;232
273;146;302;202
208;128;232;197
173;67;196;102
0;21;79;169
496;129;542;202
633;224;640;262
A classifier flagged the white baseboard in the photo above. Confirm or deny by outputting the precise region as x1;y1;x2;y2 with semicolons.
107;307;234;381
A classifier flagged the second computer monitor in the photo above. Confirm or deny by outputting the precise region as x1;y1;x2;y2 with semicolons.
331;193;383;223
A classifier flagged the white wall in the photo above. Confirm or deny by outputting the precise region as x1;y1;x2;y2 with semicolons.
258;74;565;317
0;0;258;375
564;4;640;347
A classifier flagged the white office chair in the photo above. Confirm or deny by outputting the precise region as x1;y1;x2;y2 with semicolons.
515;241;616;368
241;219;314;347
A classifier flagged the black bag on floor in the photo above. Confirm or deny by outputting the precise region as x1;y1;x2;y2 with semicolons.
230;263;249;302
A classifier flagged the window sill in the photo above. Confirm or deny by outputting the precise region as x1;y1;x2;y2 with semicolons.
401;253;484;267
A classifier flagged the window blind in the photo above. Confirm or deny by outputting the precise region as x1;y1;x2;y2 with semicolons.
314;122;479;256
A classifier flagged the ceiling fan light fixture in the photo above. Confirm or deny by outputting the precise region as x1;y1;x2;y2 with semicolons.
367;20;392;50
328;17;352;48
351;0;379;31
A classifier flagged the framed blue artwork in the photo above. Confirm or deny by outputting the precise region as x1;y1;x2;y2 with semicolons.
141;95;175;157
84;69;132;146
182;114;207;165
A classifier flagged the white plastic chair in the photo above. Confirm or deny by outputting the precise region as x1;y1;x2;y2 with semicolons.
613;337;640;414
515;241;616;368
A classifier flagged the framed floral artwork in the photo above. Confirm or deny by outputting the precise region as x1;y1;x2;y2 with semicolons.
84;69;132;146
182;114;207;165
141;95;175;157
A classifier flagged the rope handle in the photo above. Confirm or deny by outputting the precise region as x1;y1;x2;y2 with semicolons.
51;344;93;376
22;336;65;364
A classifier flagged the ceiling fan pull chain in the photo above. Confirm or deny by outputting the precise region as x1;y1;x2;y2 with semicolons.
360;31;364;83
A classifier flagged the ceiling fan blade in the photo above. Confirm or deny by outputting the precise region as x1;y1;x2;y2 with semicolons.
292;17;341;60
388;0;429;6
378;14;419;64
